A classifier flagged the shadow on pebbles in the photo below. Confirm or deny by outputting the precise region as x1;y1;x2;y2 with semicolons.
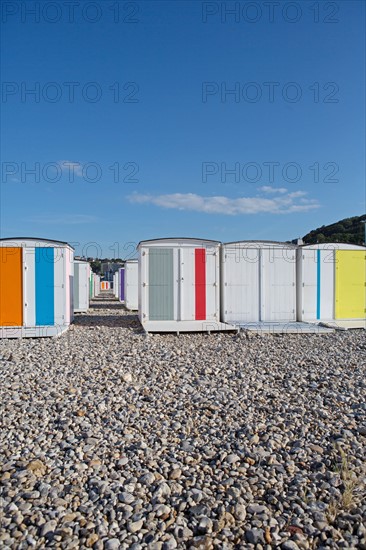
0;299;365;549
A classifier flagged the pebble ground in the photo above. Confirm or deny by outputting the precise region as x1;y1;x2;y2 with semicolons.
1;297;365;549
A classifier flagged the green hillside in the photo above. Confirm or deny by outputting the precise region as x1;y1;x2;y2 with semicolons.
303;214;366;245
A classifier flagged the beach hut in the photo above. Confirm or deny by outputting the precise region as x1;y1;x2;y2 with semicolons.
74;260;90;313
124;259;138;310
118;267;125;302
0;238;74;338
100;281;110;291
221;241;297;325
113;271;119;298
297;243;366;327
138;238;231;332
92;273;100;297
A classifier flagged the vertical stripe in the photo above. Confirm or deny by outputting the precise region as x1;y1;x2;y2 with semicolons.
120;268;125;301
74;263;80;310
195;248;206;320
316;249;321;320
35;247;54;326
68;248;74;323
0;248;23;326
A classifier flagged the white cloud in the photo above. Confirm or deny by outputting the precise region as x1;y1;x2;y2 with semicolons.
259;186;288;194
128;191;319;215
287;191;307;198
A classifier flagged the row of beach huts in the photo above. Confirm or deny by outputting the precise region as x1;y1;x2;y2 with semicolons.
0;237;365;338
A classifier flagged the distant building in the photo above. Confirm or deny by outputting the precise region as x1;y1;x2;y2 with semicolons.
101;261;124;281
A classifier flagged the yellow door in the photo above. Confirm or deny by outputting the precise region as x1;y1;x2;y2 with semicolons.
335;250;366;319
0;247;23;326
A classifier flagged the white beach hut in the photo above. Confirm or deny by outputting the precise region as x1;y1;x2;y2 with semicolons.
92;273;100;297
74;260;90;313
124;259;138;310
0;237;74;338
297;243;366;328
138;238;231;332
221;241;297;325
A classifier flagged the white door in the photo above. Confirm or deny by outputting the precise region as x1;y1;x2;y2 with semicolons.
125;262;138;310
261;248;296;321
80;264;89;310
205;247;218;321
23;247;35;327
179;247;197;321
319;249;335;320
223;247;260;322
54;247;66;327
301;249;318;320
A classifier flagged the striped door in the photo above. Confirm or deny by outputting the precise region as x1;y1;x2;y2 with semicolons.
335;250;366;319
0;248;23;327
179;247;206;321
148;248;174;321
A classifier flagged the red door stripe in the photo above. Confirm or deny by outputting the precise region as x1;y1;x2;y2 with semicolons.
195;248;206;320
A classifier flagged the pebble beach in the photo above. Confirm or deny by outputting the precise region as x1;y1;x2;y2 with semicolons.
1;297;366;549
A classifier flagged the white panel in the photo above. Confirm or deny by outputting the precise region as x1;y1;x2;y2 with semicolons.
125;262;138;310
300;249;317;321
68;247;74;323
141;249;149;321
23;248;35;327
261;248;296;322
222;246;260;322
138;253;143;321
179;248;195;321
79;264;89;311
173;248;179;321
205;246;218;321
94;274;100;296
54;247;65;328
114;271;119;298
320;249;334;320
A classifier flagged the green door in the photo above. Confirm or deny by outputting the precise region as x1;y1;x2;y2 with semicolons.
149;248;174;320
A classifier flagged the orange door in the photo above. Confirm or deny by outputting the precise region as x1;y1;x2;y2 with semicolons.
0;247;23;326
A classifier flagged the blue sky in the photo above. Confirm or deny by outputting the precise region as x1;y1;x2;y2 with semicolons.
1;0;365;257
